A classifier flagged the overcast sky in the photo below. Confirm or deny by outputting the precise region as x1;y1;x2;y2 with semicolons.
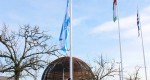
0;0;150;80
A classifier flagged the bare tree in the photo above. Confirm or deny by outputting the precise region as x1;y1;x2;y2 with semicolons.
92;55;119;80
0;25;59;80
126;66;141;80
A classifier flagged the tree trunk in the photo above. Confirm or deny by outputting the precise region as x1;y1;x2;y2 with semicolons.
15;71;20;80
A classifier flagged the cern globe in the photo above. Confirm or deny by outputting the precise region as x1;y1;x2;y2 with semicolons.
41;56;95;80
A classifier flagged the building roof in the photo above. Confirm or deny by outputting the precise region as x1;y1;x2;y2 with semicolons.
41;56;95;80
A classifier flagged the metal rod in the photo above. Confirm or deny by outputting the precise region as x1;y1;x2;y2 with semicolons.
139;15;148;80
116;0;123;80
63;68;64;80
69;0;73;80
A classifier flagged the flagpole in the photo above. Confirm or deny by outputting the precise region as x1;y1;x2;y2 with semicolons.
137;3;148;80
116;1;124;80
139;14;148;80
140;28;148;80
69;0;73;80
119;62;121;80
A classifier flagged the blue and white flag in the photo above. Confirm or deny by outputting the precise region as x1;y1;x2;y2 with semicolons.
59;0;70;52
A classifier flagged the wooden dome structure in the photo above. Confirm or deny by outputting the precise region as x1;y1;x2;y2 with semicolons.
41;56;95;80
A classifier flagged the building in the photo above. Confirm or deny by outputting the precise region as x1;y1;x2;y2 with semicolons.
41;56;95;80
0;76;13;80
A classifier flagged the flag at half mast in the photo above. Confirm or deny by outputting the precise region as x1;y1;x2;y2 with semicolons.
59;0;70;52
113;0;117;22
137;9;141;36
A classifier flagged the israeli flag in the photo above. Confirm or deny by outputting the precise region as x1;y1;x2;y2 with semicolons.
59;0;70;52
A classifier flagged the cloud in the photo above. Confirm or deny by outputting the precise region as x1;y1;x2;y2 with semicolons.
91;6;150;40
91;15;136;34
73;17;88;27
91;21;116;33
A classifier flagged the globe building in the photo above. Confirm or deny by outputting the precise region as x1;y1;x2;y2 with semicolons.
41;56;95;80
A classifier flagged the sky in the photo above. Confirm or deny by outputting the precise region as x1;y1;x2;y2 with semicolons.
0;0;150;80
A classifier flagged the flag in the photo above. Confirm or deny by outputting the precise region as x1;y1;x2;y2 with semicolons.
59;0;70;52
113;0;117;22
101;54;104;67
137;9;140;36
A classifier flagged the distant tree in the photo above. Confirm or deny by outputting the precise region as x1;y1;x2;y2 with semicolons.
126;66;141;80
92;55;119;80
0;25;59;80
